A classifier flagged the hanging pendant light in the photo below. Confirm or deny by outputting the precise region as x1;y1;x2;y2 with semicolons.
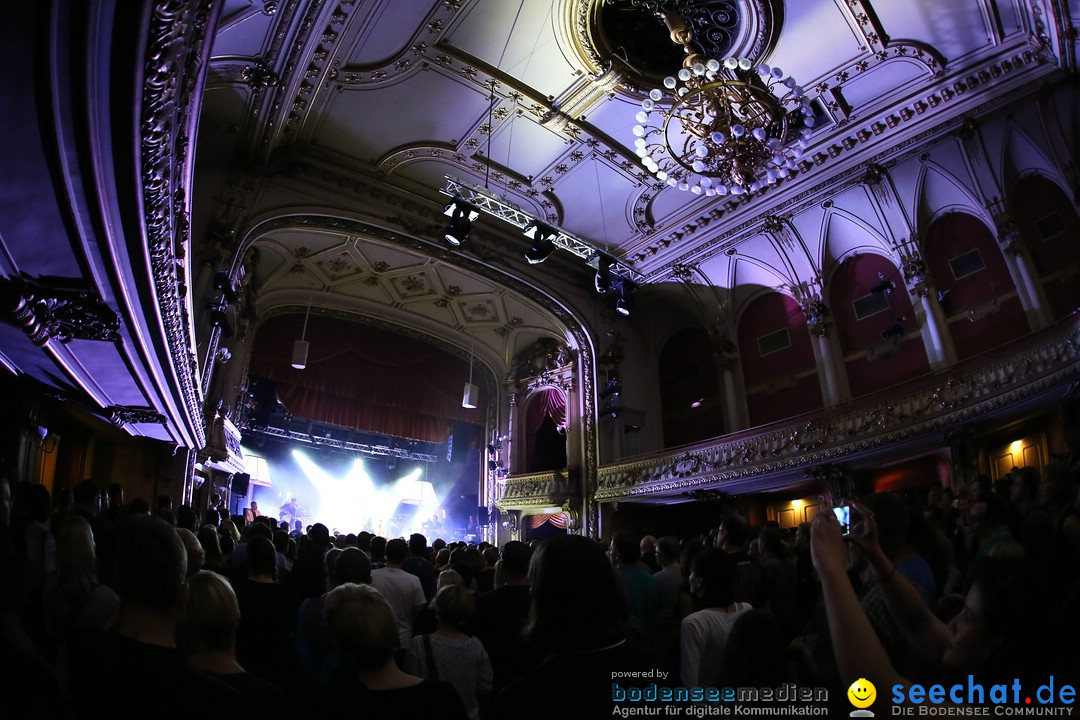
462;336;478;409
291;299;312;370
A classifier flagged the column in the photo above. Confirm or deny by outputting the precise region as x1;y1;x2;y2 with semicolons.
802;298;847;407
997;230;1052;330
901;251;955;369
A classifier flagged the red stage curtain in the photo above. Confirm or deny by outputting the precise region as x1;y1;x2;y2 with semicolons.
527;513;567;529
247;315;485;443
524;388;567;434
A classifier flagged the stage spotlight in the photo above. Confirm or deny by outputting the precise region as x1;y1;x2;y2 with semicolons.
937;289;952;312
523;221;557;264
592;254;614;294
213;270;238;304
880;316;906;340
600;377;621;400
443;198;479;246
614;280;636;316
870;271;895;295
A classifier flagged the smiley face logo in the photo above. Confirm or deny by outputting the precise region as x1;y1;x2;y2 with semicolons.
847;678;876;709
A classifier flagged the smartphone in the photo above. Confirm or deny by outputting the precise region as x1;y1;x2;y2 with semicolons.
832;505;851;536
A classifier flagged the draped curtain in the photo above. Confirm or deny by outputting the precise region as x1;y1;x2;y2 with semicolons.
523;388;568;472
527;513;568;529
247;315;485;443
524;388;567;434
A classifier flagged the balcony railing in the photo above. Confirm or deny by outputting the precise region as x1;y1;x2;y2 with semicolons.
495;318;1078;508
497;468;580;510
592;317;1079;501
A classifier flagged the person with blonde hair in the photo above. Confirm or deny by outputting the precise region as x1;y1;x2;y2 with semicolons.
317;583;468;719
407;584;492;720
185;570;291;714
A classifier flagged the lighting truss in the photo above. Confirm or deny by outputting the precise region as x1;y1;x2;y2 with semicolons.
440;175;643;284
247;425;439;463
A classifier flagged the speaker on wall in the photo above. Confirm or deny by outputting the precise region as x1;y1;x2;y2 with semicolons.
231;472;250;495
477;506;489;525
448;421;470;463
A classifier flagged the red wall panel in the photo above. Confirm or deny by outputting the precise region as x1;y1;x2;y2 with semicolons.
829;254;929;398
924;212;1029;360
1011;176;1080;320
737;292;822;426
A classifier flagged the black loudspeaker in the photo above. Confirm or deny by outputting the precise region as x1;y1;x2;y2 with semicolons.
447;422;470;464
230;472;250;495
477;506;489;525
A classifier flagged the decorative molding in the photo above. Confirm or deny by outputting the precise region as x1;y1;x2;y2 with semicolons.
255;0;331;152
594;318;1080;501
106;405;168;427
3;275;120;346
497;468;581;509
140;0;217;448
508;338;575;392
571;0;778;98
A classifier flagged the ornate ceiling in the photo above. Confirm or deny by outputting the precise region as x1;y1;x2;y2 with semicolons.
0;0;1075;452
198;0;1074;360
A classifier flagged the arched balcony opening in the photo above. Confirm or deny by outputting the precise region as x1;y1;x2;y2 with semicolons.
829;255;929;398
737;291;823;426
923;212;1029;361
522;387;568;473
658;327;725;446
1012;176;1080;320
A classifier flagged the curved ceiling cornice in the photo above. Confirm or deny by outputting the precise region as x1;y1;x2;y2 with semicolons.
237;213;591;371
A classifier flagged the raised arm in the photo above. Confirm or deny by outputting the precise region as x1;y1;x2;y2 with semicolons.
847;501;952;664
809;512;906;692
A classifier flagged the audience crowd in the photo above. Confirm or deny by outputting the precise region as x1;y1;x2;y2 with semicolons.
0;458;1077;718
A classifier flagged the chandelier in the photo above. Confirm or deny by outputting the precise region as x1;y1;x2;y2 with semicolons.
619;0;816;198
633;55;815;196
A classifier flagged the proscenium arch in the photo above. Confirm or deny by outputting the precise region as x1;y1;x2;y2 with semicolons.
224;209;604;535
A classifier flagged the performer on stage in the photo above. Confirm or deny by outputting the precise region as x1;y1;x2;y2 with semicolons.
279;497;300;524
